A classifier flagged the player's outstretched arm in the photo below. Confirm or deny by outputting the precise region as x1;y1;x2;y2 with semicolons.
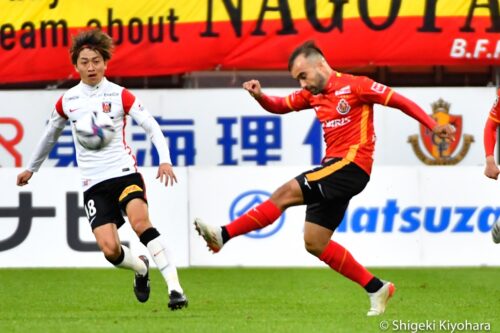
242;79;292;114
387;91;456;141
129;95;176;187
16;170;33;186
16;110;67;187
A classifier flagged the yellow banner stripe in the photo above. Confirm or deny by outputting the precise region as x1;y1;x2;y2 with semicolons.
0;1;493;28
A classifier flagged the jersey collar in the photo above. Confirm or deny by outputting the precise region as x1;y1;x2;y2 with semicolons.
80;77;107;96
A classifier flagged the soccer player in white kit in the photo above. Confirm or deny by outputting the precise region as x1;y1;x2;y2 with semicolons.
16;29;188;310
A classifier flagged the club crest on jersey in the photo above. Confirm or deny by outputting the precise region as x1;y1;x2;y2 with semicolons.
336;98;351;115
370;82;387;94
102;102;112;113
407;98;474;165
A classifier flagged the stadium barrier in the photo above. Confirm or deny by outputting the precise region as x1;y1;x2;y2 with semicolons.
1;166;499;268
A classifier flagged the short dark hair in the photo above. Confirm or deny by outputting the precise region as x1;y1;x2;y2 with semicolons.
288;41;325;71
70;29;113;65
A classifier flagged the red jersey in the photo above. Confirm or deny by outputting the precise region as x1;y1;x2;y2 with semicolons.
484;89;500;156
487;89;500;123
286;72;393;175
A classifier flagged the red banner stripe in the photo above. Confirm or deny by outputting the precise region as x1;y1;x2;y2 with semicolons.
0;16;497;83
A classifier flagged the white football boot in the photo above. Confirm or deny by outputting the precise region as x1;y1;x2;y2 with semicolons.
492;219;500;244
194;218;224;253
367;281;396;316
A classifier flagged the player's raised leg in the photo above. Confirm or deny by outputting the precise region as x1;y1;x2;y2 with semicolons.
194;178;302;253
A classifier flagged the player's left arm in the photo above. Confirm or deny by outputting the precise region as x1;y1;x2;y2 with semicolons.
386;92;455;140
357;78;455;140
124;89;177;187
483;92;500;180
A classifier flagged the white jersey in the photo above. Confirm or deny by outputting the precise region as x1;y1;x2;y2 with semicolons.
27;78;171;191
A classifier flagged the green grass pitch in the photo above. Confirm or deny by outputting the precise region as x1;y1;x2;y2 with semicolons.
0;267;498;333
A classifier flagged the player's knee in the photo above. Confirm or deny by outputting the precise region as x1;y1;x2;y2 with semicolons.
130;217;152;236
271;181;301;209
99;240;121;260
304;239;324;257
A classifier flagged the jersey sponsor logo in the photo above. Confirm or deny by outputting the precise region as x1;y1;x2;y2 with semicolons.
102;102;112;113
104;92;119;97
229;190;285;239
370;82;387;94
67;95;79;101
118;184;143;202
335;85;351;96
407;98;474;165
336;98;351;115
323;117;351;128
69;108;80;113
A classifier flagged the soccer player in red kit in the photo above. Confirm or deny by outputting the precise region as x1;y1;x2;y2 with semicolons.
195;41;455;315
483;88;500;243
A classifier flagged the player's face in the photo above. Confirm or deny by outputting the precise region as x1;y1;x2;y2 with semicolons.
290;54;327;95
75;48;108;86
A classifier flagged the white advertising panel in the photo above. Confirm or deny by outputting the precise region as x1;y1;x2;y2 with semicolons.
2;165;500;268
0;87;495;168
0;168;189;267
188;165;500;267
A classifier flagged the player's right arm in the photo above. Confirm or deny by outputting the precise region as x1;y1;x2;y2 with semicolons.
242;79;310;113
17;98;67;186
484;90;500;180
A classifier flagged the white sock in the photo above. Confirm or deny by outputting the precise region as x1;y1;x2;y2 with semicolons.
116;245;147;276
147;236;183;293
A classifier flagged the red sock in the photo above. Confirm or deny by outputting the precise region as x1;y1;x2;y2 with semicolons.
319;240;374;287
225;200;282;238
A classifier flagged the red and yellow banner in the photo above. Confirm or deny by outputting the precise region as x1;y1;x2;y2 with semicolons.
0;0;499;83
